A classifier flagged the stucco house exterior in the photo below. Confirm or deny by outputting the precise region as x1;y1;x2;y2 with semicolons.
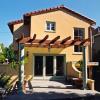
8;5;96;90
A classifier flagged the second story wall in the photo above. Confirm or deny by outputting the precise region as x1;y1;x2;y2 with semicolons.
30;10;90;40
30;10;91;62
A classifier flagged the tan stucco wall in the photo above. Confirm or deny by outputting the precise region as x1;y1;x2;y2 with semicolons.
30;10;90;64
30;10;90;39
24;46;88;77
12;10;91;77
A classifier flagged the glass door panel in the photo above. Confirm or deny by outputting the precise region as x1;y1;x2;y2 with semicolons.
56;56;64;76
34;56;43;76
46;56;53;76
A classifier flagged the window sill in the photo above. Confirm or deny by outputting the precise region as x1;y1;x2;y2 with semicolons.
73;52;83;55
45;30;56;33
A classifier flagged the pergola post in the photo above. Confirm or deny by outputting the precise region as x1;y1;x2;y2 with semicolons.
82;46;88;90
18;43;24;94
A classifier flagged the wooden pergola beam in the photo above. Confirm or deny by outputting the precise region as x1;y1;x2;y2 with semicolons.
63;38;81;47
48;36;60;44
81;38;90;46
74;38;82;45
24;38;90;48
60;36;71;44
69;38;81;45
39;35;49;44
27;34;36;43
22;35;90;48
83;42;90;46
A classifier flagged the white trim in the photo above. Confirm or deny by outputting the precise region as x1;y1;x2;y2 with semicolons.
72;27;84;54
45;21;56;32
72;52;83;55
43;56;46;79
45;30;55;33
32;55;35;77
53;56;56;76
64;55;66;76
33;54;66;80
20;44;24;83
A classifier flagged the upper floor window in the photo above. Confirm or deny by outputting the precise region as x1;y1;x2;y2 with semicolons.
46;21;56;32
74;28;85;53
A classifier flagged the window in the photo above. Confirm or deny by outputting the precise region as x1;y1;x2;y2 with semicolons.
74;28;84;53
46;21;56;32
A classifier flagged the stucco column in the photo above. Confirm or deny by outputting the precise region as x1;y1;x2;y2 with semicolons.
53;56;56;76
18;43;24;94
43;56;46;79
82;46;88;90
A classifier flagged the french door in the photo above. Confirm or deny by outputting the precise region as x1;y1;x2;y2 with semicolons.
33;55;65;79
34;56;43;76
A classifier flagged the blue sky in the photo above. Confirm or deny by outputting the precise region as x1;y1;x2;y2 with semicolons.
0;0;100;46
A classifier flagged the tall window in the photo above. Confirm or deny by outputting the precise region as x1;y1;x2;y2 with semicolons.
74;28;84;52
46;21;56;32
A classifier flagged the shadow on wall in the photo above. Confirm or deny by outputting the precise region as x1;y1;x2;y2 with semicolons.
67;61;82;79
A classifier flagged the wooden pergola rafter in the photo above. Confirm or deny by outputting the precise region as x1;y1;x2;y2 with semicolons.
48;36;60;44
60;36;71;44
39;35;49;44
81;38;90;46
18;35;90;48
27;34;36;43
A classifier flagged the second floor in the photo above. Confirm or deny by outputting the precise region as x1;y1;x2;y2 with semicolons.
8;5;96;53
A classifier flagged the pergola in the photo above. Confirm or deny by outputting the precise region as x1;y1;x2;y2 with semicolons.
16;34;90;93
18;34;90;47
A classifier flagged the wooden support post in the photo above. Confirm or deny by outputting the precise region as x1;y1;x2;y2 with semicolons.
82;46;88;90
18;43;24;94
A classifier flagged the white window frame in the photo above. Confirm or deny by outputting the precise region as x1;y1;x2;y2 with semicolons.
45;21;56;32
73;28;85;54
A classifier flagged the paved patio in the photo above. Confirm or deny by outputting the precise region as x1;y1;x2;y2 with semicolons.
4;80;100;100
4;88;100;100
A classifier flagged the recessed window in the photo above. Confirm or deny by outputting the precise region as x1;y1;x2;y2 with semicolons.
46;21;56;32
74;28;84;53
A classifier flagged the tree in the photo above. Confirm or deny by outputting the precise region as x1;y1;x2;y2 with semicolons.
5;44;15;62
0;53;5;63
0;43;6;63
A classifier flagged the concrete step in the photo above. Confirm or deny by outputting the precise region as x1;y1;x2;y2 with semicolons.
25;80;74;89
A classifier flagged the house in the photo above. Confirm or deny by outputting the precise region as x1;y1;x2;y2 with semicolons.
92;27;100;91
8;5;96;90
92;27;100;60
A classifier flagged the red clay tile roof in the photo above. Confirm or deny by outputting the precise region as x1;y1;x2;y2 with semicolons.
23;5;96;25
8;19;23;26
8;5;96;27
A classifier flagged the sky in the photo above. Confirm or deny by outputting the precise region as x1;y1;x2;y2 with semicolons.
0;0;100;47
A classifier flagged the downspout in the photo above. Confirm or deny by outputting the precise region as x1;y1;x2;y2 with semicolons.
82;29;88;90
89;27;93;61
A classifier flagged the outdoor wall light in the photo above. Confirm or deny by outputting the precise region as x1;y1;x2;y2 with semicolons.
26;51;29;57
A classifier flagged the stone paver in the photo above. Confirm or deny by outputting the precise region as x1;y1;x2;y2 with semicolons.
4;80;100;100
4;88;100;100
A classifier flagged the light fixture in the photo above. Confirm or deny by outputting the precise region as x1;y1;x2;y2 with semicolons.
26;51;29;57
